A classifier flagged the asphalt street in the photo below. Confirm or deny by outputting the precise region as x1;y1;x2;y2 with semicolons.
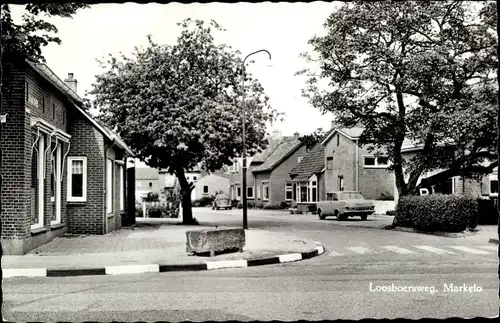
3;208;499;321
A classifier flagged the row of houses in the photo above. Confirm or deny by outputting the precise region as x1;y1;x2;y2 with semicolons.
228;122;498;212
1;58;135;255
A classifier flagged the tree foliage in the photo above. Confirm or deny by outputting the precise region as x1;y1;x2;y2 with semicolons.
298;0;498;197
298;128;326;151
1;3;89;62
90;19;277;223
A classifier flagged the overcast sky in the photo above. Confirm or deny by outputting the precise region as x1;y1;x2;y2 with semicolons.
11;2;342;138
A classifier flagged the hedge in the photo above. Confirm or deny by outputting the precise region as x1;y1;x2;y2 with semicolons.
395;194;479;232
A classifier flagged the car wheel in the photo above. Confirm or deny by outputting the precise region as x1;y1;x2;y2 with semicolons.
360;214;368;221
212;205;215;210
318;209;326;220
229;207;232;210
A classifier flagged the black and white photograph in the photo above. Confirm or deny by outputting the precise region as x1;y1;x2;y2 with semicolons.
0;1;499;321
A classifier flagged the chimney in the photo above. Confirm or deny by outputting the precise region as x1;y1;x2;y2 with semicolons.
64;73;78;94
294;131;300;139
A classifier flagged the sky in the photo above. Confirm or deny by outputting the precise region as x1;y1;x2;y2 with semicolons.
11;1;342;138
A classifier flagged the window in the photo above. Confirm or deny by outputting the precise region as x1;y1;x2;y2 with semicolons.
285;183;293;201
297;157;304;164
50;139;62;224
257;186;261;199
490;174;498;196
364;156;389;168
203;185;209;194
326;157;333;170
364;157;376;166
263;182;269;201
237;186;241;198
67;157;87;202
233;160;239;173
52;103;56;119
297;175;318;203
107;159;113;214
31;132;45;228
337;134;340;146
149;182;153;187
247;186;254;198
118;164;124;211
338;175;344;191
193;176;197;181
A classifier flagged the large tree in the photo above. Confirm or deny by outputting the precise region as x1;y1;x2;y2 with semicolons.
90;19;277;224
298;0;498;197
1;3;89;62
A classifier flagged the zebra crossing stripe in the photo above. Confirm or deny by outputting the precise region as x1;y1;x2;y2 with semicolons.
328;250;344;257
448;246;491;255
413;246;457;255
479;245;498;251
345;247;372;254
381;246;416;254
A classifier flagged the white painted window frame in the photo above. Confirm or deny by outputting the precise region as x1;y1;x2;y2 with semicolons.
285;183;293;201
107;159;113;214
363;155;390;169
257;186;261;199
490;173;498;197
67;156;87;203
263;181;269;201
118;164;124;211
297;157;303;164
50;139;62;225
203;185;209;195
247;186;254;199
31;133;45;229
308;175;318;203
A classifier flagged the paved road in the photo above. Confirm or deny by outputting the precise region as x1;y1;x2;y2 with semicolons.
3;208;498;321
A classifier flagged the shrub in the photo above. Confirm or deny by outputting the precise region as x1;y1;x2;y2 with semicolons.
279;201;289;209
143;192;159;202
148;205;168;218
231;199;239;208
193;196;214;207
237;202;243;209
247;202;255;208
395;195;479;232
308;204;317;214
379;191;395;201
135;205;143;217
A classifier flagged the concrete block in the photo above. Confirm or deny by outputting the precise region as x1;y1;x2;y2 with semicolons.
186;228;245;256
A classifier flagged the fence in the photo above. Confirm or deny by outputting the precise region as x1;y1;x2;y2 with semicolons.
140;201;179;218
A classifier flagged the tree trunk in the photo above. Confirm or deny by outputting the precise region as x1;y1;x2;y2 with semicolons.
174;167;197;225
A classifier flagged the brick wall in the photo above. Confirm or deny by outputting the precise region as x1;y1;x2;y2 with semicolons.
267;145;308;207
67;110;105;235
1;61;30;246
324;132;394;200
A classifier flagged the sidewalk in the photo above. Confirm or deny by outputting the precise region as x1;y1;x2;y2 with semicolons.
2;218;323;275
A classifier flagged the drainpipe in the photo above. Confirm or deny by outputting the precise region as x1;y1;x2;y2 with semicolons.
355;140;359;191
104;138;117;234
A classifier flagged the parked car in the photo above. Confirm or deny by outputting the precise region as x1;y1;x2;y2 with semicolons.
316;191;375;221
212;193;232;210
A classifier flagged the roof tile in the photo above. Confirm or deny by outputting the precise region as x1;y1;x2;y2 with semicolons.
253;139;302;173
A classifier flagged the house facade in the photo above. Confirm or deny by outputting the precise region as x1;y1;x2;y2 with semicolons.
135;167;161;201
1;58;134;255
195;172;230;199
228;132;299;205
252;138;307;207
321;127;395;200
396;142;498;201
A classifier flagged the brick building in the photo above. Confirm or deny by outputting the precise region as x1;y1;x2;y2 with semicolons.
1;58;134;255
252;137;307;207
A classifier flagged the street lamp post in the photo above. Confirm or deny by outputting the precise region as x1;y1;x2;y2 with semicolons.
241;49;271;230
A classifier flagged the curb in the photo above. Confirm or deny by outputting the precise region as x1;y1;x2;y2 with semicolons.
489;238;499;244
3;244;325;278
387;226;478;238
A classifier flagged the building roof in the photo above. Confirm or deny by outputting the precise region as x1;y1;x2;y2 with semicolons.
252;139;303;173
321;126;364;145
25;60;134;156
135;167;159;180
288;143;325;182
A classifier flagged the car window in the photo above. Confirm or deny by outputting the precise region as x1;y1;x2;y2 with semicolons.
339;192;364;200
327;193;333;201
332;193;338;201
